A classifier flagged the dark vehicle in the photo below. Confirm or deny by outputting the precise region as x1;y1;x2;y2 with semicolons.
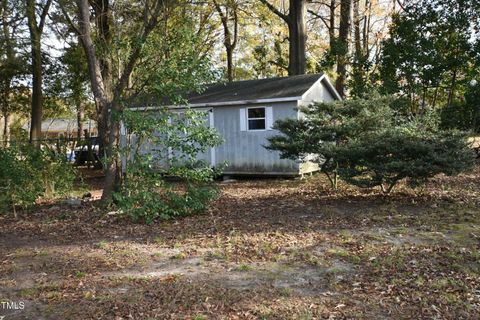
74;137;102;167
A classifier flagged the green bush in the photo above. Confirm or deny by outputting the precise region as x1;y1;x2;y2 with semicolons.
440;84;480;133
336;126;476;193
440;101;476;131
266;95;397;189
0;146;43;213
113;108;222;223
267;95;476;193
0;144;76;215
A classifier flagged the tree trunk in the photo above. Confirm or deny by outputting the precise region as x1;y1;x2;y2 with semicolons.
1;0;13;146
76;0;110;167
101;100;121;201
29;38;43;143
73;0;165;203
432;86;439;108
213;0;238;82
287;0;306;75
76;100;84;139
447;68;457;107
226;47;234;81
421;85;427;111
3;111;10;146
26;0;52;144
335;0;351;98
362;0;371;53
353;0;361;57
329;0;336;49
259;0;306;76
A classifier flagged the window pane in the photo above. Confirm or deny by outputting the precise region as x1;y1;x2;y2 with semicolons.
248;119;266;130
248;108;265;119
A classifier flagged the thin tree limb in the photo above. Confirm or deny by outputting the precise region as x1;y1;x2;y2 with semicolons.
258;0;289;23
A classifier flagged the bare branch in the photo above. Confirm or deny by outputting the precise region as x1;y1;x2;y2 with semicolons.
38;0;53;32
57;1;81;36
258;0;289;23
307;9;330;29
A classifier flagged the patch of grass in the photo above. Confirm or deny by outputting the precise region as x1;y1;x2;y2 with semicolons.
234;264;252;272
327;247;361;264
431;277;464;290
124;275;150;282
173;242;182;249
35;250;48;257
256;305;273;319
205;250;227;261
13;248;34;258
170;252;186;260
414;276;425;287
338;230;356;244
277;287;293;297
19;287;38;298
363;233;386;242
289;250;328;267
75;271;87;278
390;226;410;235
95;240;109;249
57;212;71;220
256;241;274;256
154;236;165;245
295;308;313;320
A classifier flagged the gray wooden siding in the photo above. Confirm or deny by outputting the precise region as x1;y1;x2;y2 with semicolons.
300;79;336;105
133;111;212;169
213;102;299;174
127;77;339;175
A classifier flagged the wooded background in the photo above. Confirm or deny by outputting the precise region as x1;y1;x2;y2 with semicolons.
0;0;479;200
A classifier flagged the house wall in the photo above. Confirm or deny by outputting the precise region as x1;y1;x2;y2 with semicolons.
213;101;299;175
134;110;212;169
297;79;338;174
128;76;340;176
300;78;336;106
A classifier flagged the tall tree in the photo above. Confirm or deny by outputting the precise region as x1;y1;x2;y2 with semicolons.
308;0;337;50
25;0;52;143
213;0;238;82
258;0;307;75
72;0;165;201
60;0;215;202
0;0;25;143
335;0;351;98
380;0;479;109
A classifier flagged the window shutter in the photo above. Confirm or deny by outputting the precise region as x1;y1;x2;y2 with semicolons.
239;108;246;131
266;106;273;130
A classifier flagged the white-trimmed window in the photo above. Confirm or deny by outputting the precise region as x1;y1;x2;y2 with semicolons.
240;106;273;131
247;107;266;130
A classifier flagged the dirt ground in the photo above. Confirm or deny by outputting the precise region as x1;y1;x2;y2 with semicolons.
1;168;480;319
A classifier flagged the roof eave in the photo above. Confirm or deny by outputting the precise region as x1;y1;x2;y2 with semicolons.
129;96;303;111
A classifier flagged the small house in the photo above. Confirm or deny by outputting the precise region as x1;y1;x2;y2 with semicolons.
23;118;97;139
129;73;341;176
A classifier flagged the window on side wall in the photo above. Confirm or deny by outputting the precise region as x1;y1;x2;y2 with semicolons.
247;107;266;130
